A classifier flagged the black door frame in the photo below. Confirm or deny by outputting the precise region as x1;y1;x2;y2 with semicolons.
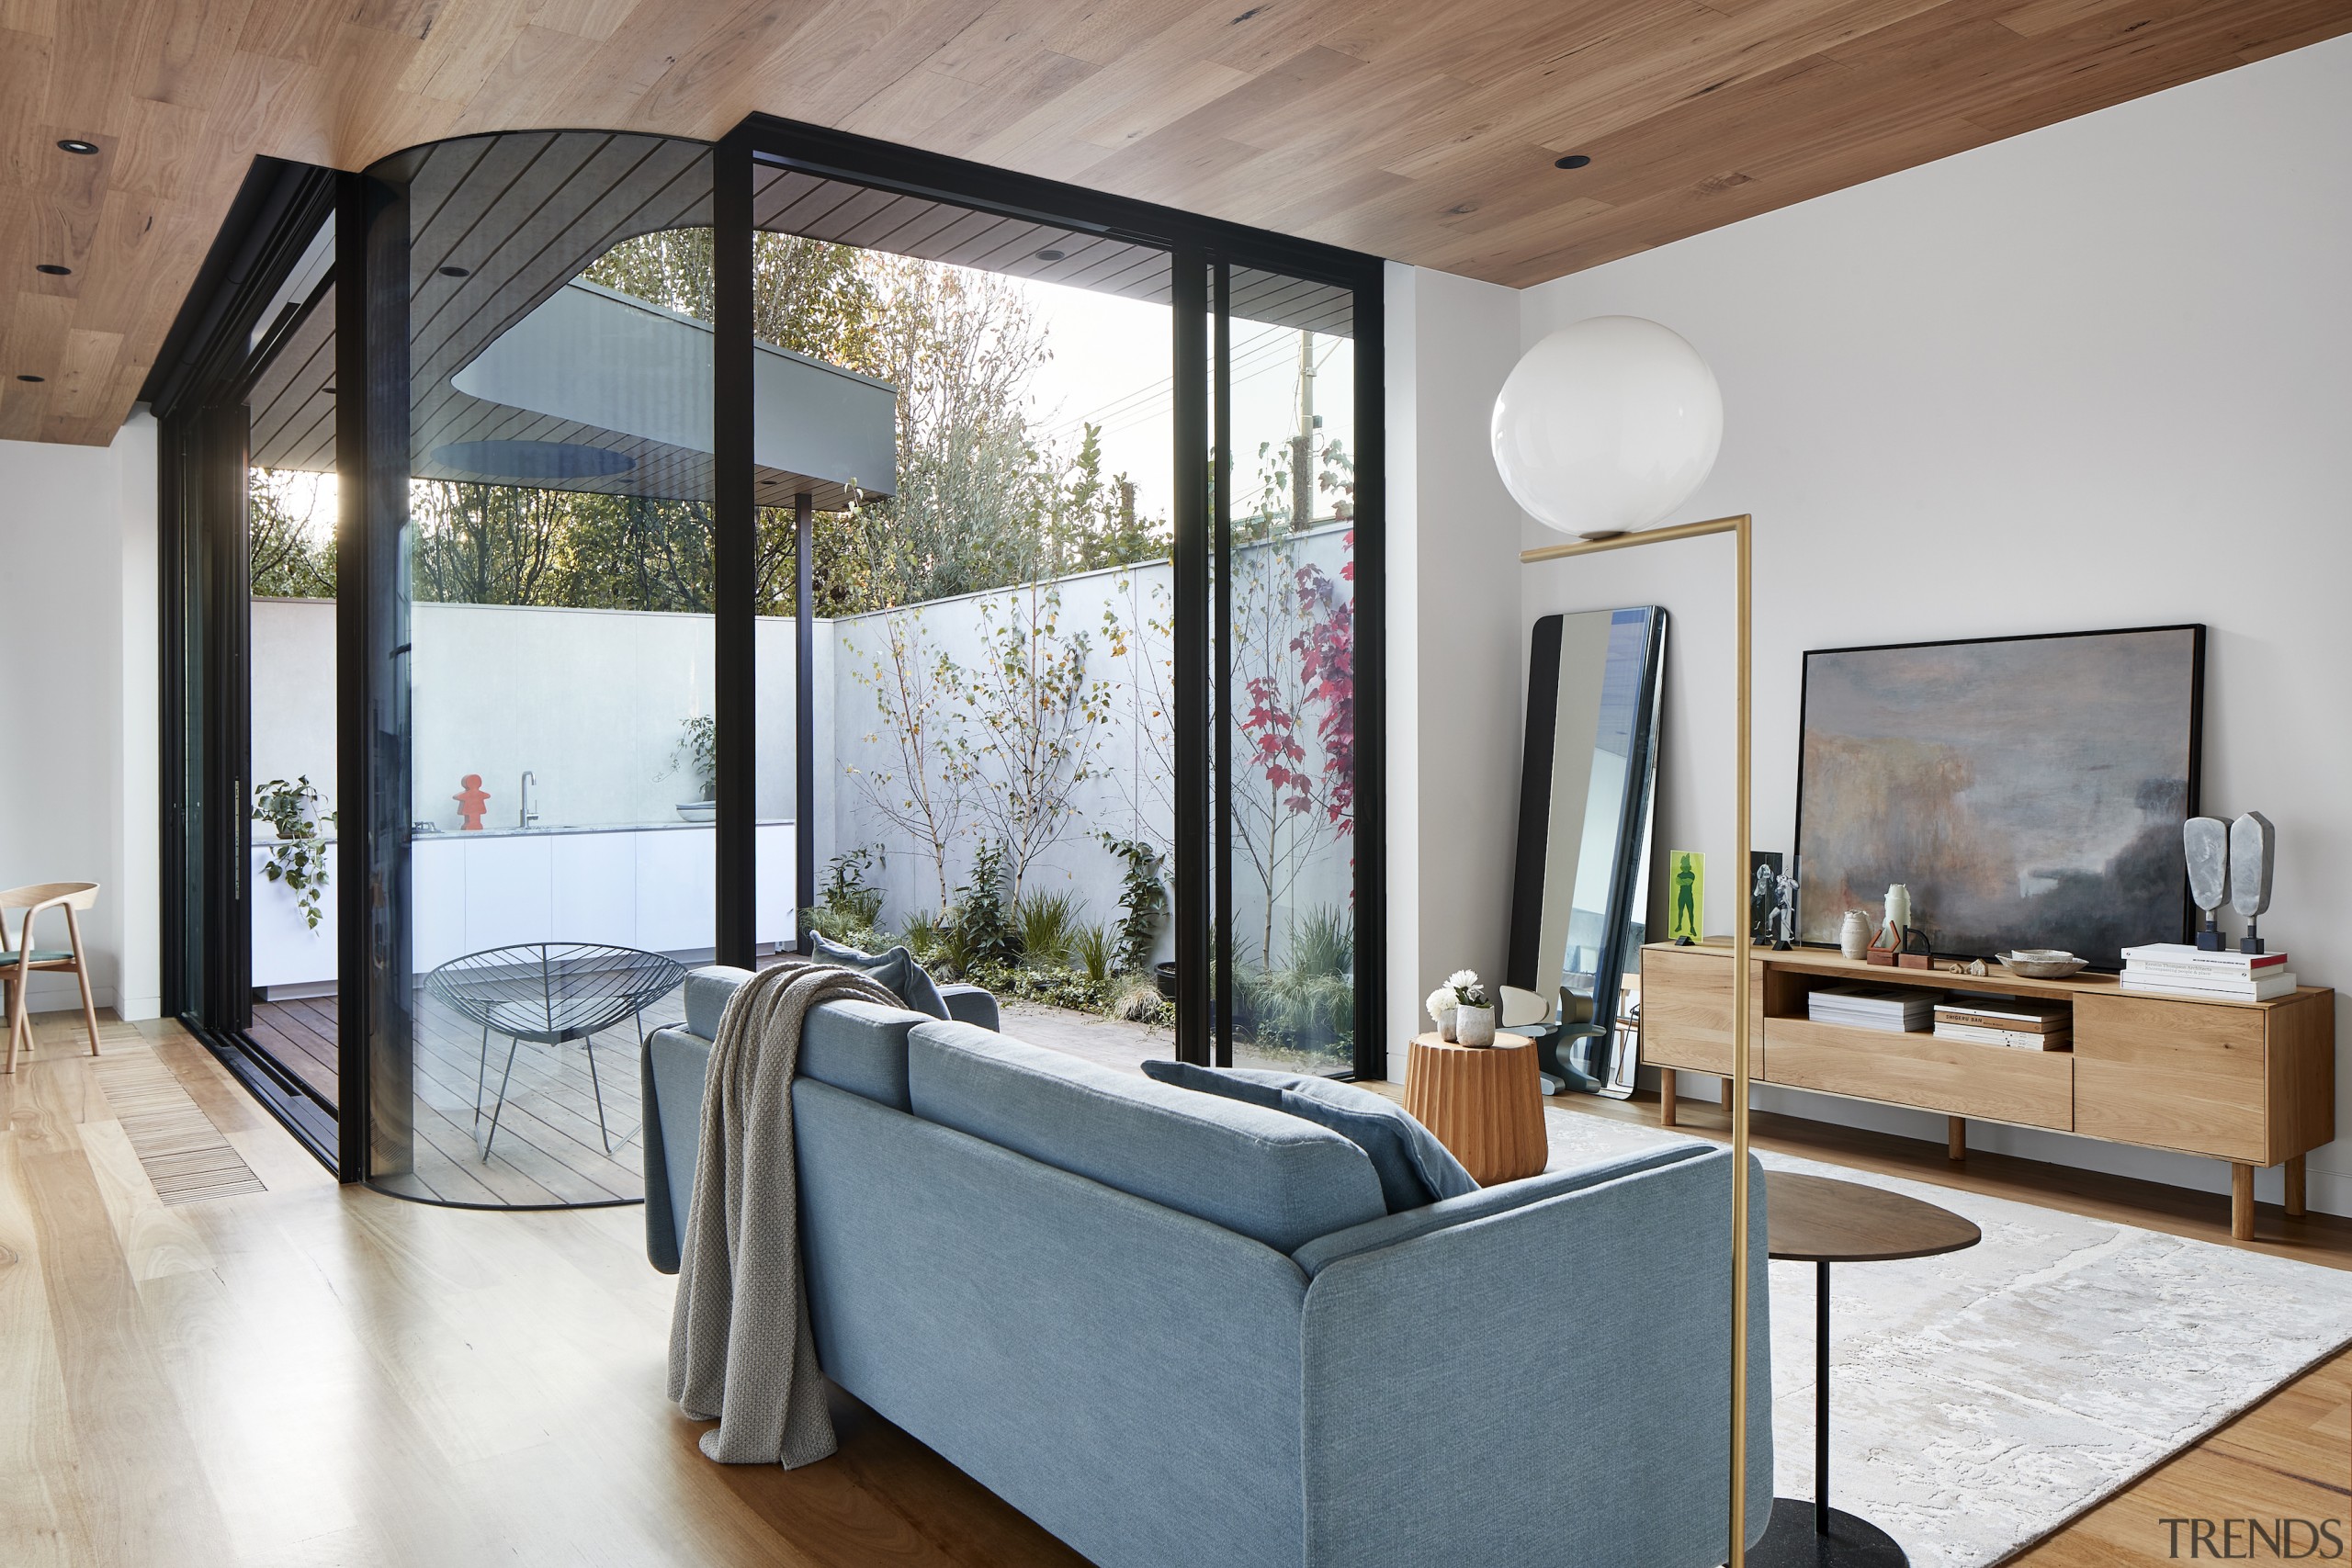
718;115;1388;1079
159;118;1391;1186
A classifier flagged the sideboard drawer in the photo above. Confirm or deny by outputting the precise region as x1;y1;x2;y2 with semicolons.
1763;1018;2074;1131
1639;947;1763;1076
2073;993;2267;1162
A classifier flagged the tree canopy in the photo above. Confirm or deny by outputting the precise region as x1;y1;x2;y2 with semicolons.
249;229;1169;616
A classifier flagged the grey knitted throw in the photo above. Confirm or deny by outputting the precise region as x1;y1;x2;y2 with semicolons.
667;958;902;1466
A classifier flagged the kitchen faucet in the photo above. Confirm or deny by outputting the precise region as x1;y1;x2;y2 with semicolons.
520;770;539;829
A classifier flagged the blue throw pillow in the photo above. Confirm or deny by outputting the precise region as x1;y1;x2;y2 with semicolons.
809;934;950;1020
1142;1060;1479;1212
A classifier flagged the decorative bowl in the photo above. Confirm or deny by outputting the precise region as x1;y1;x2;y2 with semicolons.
674;800;717;824
1999;949;2088;979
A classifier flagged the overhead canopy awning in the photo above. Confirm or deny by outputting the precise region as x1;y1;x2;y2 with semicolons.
435;279;895;509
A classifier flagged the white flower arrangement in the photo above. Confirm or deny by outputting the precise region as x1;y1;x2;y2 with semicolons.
1426;970;1490;1023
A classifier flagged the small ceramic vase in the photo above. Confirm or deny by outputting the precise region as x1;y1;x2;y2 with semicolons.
1838;910;1871;961
1438;1007;1459;1043
1454;1005;1497;1047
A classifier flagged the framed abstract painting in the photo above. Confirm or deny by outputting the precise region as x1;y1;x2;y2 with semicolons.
1794;624;2204;969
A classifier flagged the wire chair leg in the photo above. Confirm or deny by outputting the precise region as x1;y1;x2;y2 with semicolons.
483;1034;524;1164
583;1035;612;1155
474;1021;492;1125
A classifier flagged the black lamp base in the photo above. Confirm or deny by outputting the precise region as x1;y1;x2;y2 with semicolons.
1747;1498;1909;1568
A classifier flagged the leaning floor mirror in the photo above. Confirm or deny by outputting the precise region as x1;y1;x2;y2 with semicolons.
1506;606;1668;1097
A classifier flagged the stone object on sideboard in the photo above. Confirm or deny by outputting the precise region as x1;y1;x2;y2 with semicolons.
2184;816;2230;951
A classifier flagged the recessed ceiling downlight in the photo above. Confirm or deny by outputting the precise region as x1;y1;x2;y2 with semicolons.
1035;248;1067;262
1555;154;1592;170
439;265;471;277
36;264;72;276
431;440;636;481
57;139;99;155
16;374;44;383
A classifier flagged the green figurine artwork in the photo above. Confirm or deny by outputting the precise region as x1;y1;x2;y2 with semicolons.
1668;851;1705;943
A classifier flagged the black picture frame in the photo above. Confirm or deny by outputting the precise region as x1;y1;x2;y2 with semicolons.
1792;623;2205;970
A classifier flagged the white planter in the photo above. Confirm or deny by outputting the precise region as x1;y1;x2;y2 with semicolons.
1454;1004;1497;1047
1436;1006;1459;1043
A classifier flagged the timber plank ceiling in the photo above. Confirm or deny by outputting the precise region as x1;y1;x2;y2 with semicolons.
4;0;2348;446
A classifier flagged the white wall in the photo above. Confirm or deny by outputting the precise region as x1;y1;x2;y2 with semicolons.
1515;34;2352;1213
1383;261;1527;1072
0;414;161;1020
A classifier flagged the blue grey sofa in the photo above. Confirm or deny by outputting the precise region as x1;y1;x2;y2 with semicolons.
642;965;1772;1568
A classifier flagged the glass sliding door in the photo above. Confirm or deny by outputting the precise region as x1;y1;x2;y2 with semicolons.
739;147;1182;1068
1218;268;1360;1073
354;132;718;1205
243;213;342;1111
156;161;345;1160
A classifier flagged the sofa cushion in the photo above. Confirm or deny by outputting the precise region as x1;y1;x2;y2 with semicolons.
908;1022;1385;1252
1143;1061;1478;1213
811;934;949;1020
682;964;754;1039
799;999;929;1110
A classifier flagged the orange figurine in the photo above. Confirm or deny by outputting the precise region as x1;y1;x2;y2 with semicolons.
453;773;492;831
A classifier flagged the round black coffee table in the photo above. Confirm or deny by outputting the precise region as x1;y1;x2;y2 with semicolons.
1748;1171;1982;1568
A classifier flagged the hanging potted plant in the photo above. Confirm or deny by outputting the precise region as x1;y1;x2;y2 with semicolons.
254;776;333;931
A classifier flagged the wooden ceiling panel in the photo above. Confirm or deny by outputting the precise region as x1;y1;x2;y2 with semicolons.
4;0;2347;444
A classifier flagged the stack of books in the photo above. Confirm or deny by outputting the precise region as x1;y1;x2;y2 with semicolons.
1807;985;1935;1033
2119;943;2299;1001
1932;995;2072;1050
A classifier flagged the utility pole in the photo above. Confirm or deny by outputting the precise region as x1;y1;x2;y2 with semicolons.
1291;330;1317;527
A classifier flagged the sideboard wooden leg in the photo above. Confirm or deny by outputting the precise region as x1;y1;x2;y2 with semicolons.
2231;1162;2255;1241
1947;1116;1965;1161
1721;1075;1736;1109
2285;1154;2306;1218
1660;1070;1678;1129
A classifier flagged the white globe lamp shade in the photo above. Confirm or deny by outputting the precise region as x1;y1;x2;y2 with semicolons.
1491;316;1723;537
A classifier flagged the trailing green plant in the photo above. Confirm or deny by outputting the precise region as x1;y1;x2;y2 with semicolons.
667;713;718;799
254;776;333;930
950;840;1020;970
1014;889;1084;969
1098;834;1167;975
1069;922;1114;987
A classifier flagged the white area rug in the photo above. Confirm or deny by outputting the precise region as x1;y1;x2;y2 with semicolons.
1540;1109;2352;1567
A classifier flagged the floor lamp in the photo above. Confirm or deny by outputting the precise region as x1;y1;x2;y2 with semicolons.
1521;514;1755;1564
1494;318;1757;1565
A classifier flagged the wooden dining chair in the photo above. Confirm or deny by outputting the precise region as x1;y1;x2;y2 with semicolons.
3;882;104;1074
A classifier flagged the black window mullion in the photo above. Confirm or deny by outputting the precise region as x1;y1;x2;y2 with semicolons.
712;133;757;969
1171;251;1211;1067
1349;266;1386;1081
1212;260;1234;1069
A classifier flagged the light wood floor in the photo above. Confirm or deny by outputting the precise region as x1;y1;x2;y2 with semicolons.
5;1010;2345;1566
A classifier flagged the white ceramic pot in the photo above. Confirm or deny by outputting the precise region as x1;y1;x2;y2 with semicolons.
1838;910;1871;961
1437;1007;1459;1043
1455;1005;1497;1047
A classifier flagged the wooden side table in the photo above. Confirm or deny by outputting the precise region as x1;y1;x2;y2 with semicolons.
1402;1031;1547;1184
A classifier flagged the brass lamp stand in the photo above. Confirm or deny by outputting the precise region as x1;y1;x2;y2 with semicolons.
1521;513;1756;1566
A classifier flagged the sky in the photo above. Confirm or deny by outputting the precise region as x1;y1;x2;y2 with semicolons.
1005;273;1358;529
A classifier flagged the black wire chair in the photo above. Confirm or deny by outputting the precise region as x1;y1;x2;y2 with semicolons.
424;943;687;1163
